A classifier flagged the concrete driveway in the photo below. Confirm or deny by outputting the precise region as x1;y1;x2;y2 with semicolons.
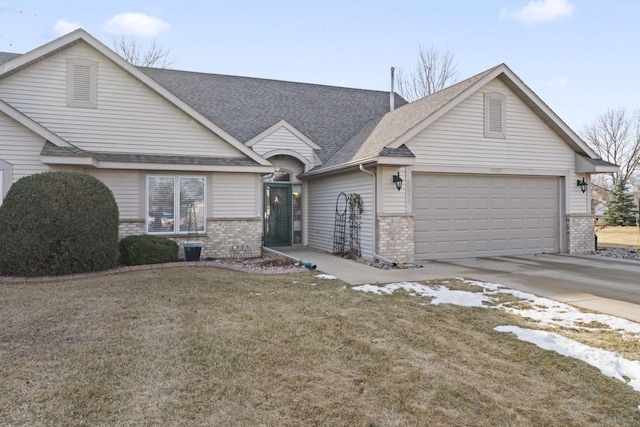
278;247;640;322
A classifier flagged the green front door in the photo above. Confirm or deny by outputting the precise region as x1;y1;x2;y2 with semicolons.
264;184;292;246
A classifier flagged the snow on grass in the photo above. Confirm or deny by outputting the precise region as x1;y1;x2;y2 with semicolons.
466;280;640;339
315;274;337;280
353;282;491;307
495;326;640;392
353;279;640;395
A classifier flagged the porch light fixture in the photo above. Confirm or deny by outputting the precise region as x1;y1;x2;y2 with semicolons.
577;177;587;193
393;172;403;191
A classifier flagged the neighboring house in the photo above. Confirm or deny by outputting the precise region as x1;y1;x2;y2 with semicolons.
0;30;618;262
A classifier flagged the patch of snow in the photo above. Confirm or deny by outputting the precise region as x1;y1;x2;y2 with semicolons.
353;284;394;295
495;325;640;392
465;280;640;339
353;282;492;307
352;278;640;399
315;274;337;280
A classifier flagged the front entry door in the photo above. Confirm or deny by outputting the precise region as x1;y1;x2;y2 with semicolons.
264;184;292;246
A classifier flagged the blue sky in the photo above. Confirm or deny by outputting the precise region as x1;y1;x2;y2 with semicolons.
1;0;638;132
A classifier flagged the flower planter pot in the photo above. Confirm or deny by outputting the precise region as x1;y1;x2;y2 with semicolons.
184;242;202;262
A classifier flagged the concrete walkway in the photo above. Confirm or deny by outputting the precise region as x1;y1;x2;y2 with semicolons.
278;247;640;323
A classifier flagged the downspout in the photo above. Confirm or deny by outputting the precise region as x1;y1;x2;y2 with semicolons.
262;246;316;269
359;164;397;267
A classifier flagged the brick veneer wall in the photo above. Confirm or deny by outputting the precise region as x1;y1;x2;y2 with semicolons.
117;218;262;259
567;214;596;255
377;214;415;263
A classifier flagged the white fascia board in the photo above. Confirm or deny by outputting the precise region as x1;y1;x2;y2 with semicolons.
1;29;271;167
0;99;72;147
41;155;97;167
42;154;275;173
575;153;620;174
246;119;322;150
93;161;273;173
300;155;413;179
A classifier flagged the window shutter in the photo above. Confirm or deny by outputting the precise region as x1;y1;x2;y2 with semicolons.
73;64;92;102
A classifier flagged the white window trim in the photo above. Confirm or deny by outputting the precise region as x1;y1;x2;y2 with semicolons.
0;160;12;206
66;58;98;108
146;175;207;235
484;92;506;139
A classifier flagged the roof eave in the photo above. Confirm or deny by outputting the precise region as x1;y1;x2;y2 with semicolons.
42;154;274;172
575;154;620;174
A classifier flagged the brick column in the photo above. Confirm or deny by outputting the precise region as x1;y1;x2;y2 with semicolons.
377;214;415;263
566;214;596;255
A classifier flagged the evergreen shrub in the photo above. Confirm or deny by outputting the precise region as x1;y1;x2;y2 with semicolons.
0;171;119;276
119;235;179;266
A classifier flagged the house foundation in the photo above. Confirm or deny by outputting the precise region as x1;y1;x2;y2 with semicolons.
117;218;262;259
566;214;596;255
377;214;415;263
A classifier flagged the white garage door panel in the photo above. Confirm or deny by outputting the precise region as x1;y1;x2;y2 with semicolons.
414;174;560;259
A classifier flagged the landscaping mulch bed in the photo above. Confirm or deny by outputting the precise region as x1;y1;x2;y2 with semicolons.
595;247;639;261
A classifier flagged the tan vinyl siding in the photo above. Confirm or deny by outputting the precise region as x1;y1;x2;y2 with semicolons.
212;173;259;218
307;170;374;258
380;166;407;213
0;42;243;158
570;172;590;214
0;111;51;183
252;126;316;166
85;169;141;220
406;78;586;213
408;79;576;169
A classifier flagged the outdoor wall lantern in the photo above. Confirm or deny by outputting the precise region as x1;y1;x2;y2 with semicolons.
393;172;403;191
577;177;587;193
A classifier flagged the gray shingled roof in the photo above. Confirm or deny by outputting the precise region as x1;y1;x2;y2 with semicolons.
310;66;499;173
0;52;20;66
139;67;407;164
41;141;259;166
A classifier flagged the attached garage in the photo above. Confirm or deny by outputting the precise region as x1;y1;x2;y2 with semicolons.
413;174;561;260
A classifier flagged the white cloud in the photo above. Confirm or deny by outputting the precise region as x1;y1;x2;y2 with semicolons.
502;0;574;23
53;19;81;37
104;12;170;37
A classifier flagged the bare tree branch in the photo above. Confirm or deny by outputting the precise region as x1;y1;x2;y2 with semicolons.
396;44;458;101
112;35;173;68
582;108;640;190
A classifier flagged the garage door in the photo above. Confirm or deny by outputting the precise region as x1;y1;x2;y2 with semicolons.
413;174;560;260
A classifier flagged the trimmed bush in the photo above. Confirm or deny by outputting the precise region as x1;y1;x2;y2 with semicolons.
119;235;179;266
0;171;119;277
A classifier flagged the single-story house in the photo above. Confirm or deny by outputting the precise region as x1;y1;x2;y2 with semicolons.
0;29;618;262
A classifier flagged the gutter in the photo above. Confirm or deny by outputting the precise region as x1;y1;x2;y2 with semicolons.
358;164;398;267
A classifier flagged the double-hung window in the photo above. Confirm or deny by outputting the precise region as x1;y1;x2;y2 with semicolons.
147;176;205;234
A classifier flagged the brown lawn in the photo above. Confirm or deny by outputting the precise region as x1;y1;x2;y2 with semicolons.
1;268;639;426
596;225;640;248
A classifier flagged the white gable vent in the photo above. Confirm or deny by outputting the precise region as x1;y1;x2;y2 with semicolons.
484;92;506;138
67;58;98;108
